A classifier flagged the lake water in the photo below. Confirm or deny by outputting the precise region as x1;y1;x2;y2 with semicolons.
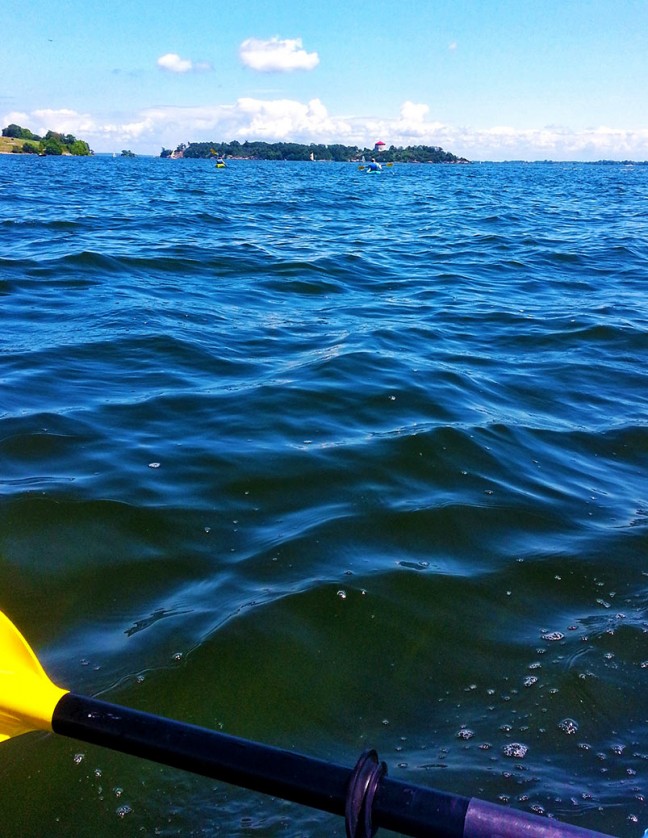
0;155;646;837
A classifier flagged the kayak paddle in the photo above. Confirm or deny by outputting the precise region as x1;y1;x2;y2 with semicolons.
0;611;614;837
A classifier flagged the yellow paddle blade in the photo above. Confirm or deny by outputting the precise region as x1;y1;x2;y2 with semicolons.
0;612;68;742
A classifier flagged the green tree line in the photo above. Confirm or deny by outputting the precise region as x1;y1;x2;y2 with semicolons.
161;140;469;163
2;124;92;156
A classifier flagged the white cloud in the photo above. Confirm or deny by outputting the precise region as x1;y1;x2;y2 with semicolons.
233;97;345;138
455;124;648;160
400;101;430;123
6;102;648;161
157;53;212;74
4;108;99;138
239;37;319;72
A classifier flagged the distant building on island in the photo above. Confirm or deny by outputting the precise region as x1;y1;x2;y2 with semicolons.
374;140;386;153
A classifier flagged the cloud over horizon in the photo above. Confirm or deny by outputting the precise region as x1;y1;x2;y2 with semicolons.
239;37;319;72
5;101;648;162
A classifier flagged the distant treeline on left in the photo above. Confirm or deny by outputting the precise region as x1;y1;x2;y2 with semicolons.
1;124;92;156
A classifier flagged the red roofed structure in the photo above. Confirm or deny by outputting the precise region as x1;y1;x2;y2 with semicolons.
373;140;386;152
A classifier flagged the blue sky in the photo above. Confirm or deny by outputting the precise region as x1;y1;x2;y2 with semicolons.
3;0;648;160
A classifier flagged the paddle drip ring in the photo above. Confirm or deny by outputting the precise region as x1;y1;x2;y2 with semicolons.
345;748;387;838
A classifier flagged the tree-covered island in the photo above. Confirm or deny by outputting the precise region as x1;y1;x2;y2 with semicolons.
161;140;469;164
1;124;92;156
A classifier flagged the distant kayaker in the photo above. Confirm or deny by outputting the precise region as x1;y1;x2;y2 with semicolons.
367;158;382;171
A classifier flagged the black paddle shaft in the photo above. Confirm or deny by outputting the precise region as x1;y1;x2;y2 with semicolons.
52;693;612;838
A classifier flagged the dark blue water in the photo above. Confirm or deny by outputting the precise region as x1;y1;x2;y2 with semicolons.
1;155;647;837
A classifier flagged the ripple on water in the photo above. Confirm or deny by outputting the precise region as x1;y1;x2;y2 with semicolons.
1;157;647;837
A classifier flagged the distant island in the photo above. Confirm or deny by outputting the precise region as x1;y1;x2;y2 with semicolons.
1;124;92;156
161;140;470;164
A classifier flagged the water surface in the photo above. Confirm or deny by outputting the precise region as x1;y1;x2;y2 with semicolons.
1;156;647;836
